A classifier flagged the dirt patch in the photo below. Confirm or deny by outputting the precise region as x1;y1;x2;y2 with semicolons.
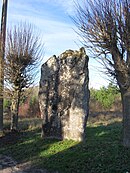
0;155;59;173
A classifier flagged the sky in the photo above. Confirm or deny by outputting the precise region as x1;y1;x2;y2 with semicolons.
0;0;110;89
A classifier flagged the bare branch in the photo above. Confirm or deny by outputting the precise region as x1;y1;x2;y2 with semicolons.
73;0;130;91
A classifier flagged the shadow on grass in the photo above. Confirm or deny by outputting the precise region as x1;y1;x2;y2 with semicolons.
35;122;130;173
0;122;130;173
0;128;59;162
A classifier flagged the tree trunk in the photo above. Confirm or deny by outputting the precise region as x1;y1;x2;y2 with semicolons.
0;95;3;131
15;91;21;130
10;98;17;131
10;91;20;131
121;89;130;147
0;0;8;132
0;56;4;131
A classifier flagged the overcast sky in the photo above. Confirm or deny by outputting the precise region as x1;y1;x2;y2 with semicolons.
0;0;109;89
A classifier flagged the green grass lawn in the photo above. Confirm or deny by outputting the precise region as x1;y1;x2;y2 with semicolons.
0;117;130;173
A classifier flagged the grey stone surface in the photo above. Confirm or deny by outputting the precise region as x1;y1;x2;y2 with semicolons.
39;47;89;141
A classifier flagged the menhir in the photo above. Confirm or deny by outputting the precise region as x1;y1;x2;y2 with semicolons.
39;47;89;141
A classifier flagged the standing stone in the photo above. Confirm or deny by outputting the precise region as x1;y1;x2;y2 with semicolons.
39;47;89;141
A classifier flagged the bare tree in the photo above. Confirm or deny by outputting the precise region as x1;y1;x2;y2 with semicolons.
0;0;8;132
5;23;43;131
74;0;130;147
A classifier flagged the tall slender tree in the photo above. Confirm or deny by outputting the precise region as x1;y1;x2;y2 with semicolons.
5;23;43;131
74;0;130;147
0;0;8;132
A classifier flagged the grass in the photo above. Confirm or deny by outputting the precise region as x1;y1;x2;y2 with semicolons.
0;117;130;173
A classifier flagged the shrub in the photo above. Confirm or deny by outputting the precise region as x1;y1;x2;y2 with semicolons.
90;83;120;109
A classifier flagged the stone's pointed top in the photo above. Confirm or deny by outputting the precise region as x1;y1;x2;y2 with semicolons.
43;54;57;67
63;49;74;54
52;55;56;58
44;48;87;65
59;47;86;60
80;47;86;54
